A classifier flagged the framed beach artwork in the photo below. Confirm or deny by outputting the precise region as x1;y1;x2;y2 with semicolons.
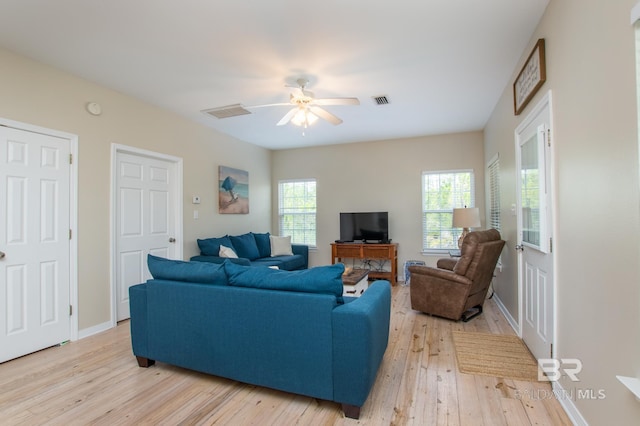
218;166;249;214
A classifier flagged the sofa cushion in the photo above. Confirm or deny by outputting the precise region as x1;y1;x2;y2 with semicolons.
270;235;293;256
229;233;261;260
251;232;271;258
197;235;233;256
224;260;344;303
147;254;227;285
219;245;238;258
250;255;306;271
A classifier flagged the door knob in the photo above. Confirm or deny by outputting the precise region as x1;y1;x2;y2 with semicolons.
169;238;176;243
515;244;524;252
0;250;5;259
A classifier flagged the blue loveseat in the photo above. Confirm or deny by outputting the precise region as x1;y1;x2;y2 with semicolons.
129;256;391;419
190;232;308;270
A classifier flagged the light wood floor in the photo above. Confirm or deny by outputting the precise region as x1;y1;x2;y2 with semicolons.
0;285;573;425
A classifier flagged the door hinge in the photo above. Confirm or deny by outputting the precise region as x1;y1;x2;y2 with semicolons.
69;305;73;316
549;237;553;252
69;229;72;240
69;153;73;165
550;343;553;358
547;129;551;147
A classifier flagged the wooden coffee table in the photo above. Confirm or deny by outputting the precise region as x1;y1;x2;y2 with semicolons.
342;268;369;297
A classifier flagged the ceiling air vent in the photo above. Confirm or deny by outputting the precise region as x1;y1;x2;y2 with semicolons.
202;104;252;119
372;95;389;105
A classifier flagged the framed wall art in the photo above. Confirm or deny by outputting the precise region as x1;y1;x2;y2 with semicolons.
218;165;249;214
513;39;546;116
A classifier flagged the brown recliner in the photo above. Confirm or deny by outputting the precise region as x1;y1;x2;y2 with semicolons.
409;229;505;321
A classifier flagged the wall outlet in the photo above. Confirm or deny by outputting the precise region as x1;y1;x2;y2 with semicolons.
192;196;200;204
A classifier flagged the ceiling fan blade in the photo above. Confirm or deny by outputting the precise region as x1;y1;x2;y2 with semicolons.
245;102;291;109
309;106;343;125
277;107;299;126
313;97;360;106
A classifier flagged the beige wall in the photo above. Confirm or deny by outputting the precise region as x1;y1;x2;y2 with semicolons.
485;0;640;423
272;132;486;274
0;47;272;331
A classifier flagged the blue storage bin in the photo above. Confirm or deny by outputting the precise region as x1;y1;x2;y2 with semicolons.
404;260;426;286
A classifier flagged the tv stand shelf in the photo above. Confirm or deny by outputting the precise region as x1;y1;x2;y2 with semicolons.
331;243;398;286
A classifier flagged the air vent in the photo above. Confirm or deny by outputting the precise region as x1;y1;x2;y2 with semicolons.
372;95;390;105
202;104;252;119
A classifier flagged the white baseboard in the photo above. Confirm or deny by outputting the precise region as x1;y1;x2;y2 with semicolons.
78;320;113;340
551;381;588;426
491;293;519;334
492;294;586;425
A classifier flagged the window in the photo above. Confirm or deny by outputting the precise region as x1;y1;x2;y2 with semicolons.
422;170;475;251
278;179;316;246
487;155;501;231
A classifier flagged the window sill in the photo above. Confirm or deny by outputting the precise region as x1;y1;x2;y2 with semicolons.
617;376;640;401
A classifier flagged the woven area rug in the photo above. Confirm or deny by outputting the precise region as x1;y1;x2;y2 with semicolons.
451;331;539;381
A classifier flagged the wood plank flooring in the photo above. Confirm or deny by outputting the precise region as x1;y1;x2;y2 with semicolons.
0;285;573;425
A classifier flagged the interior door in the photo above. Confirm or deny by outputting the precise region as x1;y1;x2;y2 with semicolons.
515;92;555;361
115;151;178;321
0;126;71;363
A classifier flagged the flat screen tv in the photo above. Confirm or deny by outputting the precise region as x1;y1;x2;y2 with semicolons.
339;211;389;243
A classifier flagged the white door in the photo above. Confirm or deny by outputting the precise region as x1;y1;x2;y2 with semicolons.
515;92;555;361
115;150;179;321
0;126;71;363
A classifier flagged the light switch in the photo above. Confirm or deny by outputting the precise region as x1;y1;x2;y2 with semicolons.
194;210;199;219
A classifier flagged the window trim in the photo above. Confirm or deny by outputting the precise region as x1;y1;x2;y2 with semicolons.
277;178;317;248
421;169;476;254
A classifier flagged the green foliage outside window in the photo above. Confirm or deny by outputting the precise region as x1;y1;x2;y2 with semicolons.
279;180;316;246
422;171;474;251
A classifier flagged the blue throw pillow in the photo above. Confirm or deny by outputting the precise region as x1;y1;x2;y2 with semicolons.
229;233;261;260
197;236;233;256
148;254;228;285
251;232;271;258
223;260;344;303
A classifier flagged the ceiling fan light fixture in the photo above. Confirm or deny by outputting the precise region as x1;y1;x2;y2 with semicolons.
291;108;318;127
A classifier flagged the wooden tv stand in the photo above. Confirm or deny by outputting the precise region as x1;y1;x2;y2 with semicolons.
331;242;398;285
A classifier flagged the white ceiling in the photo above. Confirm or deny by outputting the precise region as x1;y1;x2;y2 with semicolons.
0;0;549;150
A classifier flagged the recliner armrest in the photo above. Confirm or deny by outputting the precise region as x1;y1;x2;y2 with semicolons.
408;265;472;286
436;257;457;270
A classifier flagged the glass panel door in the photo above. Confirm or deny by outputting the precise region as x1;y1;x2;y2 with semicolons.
519;124;547;252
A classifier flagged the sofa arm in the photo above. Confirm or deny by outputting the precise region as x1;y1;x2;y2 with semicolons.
129;283;151;361
331;280;391;412
292;244;309;268
190;255;251;266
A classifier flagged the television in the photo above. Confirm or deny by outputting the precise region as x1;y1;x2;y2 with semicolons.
339;211;389;243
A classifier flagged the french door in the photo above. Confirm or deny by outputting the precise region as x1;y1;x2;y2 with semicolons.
515;91;555;361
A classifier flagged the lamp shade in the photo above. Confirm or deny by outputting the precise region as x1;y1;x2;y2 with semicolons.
452;207;481;229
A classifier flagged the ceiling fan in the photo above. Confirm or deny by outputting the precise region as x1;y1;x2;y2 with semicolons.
248;78;360;128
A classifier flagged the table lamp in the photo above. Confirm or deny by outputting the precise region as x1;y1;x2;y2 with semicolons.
453;207;481;248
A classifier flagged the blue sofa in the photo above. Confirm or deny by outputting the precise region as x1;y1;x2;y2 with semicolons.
129;257;391;419
190;232;308;270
